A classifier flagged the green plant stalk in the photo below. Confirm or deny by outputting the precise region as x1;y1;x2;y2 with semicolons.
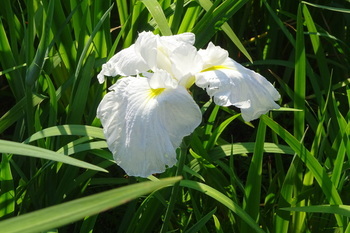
293;5;307;232
160;143;187;233
241;119;267;232
294;4;306;140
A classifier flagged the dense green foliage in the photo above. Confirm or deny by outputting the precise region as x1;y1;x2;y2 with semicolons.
0;0;349;232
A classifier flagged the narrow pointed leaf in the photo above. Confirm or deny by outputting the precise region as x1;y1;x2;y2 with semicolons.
0;177;181;233
0;140;107;172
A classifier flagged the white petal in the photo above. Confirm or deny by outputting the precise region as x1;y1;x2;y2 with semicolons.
196;58;280;122
133;32;196;74
169;44;203;88
198;42;228;69
97;76;202;177
134;31;159;69
148;69;178;89
155;32;197;74
162;32;196;45
97;45;149;83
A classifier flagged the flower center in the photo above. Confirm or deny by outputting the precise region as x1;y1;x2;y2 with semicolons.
149;88;165;98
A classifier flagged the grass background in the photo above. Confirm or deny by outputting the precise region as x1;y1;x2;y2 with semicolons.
0;0;349;232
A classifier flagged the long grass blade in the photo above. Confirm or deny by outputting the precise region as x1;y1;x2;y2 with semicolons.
0;177;181;233
241;119;267;232
281;205;350;218
140;0;172;36
0;140;107;172
23;125;105;143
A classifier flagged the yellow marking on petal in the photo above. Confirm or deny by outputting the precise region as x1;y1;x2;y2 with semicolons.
149;88;165;98
200;65;232;73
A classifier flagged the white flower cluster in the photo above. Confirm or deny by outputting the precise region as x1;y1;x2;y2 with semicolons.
97;31;280;177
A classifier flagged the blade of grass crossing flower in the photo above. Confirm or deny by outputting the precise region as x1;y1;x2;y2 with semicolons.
185;208;217;233
241;119;266;232
180;180;264;233
0;154;15;219
0;177;181;233
141;0;172;36
0;140;107;173
261;115;345;229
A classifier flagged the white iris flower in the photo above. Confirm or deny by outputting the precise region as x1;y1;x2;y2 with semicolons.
97;31;280;177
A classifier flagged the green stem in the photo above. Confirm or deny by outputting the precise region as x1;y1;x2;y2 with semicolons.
160;143;187;233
